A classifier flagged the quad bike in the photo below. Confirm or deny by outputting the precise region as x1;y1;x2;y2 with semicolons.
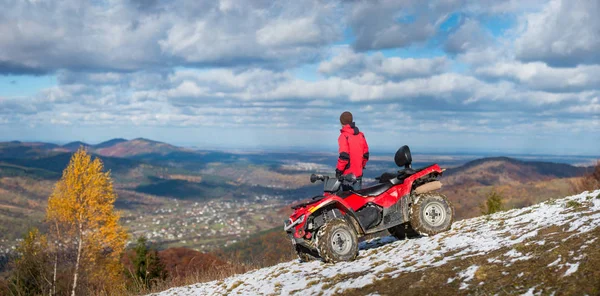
284;145;453;263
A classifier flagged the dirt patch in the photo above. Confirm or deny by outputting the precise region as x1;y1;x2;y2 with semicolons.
537;225;563;237
321;271;369;290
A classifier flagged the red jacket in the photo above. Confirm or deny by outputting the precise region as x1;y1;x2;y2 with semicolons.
336;123;369;177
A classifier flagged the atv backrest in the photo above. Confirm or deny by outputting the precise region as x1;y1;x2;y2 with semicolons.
395;145;412;168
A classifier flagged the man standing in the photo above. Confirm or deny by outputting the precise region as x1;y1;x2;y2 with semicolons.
336;111;369;190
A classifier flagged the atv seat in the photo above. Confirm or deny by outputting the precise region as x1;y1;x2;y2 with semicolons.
353;182;393;197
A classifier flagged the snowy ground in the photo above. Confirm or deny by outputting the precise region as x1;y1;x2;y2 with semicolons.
153;189;600;296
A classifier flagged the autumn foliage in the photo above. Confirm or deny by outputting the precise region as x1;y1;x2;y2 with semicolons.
46;148;128;295
572;160;600;193
8;228;51;295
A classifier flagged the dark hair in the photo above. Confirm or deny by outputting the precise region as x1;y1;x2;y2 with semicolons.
340;111;353;125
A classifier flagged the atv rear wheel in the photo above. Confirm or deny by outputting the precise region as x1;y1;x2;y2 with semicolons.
388;222;420;240
295;245;318;262
410;192;453;236
316;218;358;263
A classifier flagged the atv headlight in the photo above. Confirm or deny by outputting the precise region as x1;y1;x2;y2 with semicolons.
284;215;305;232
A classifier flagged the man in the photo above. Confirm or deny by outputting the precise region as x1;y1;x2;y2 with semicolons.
336;111;369;190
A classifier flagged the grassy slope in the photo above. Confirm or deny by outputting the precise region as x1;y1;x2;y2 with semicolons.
153;189;600;295
0;176;53;240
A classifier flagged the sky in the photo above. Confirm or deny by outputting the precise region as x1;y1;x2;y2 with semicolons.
0;0;599;155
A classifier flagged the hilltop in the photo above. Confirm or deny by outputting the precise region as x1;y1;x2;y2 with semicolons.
153;189;600;295
443;156;588;186
0;138;190;159
94;138;190;157
62;141;91;151
440;157;589;220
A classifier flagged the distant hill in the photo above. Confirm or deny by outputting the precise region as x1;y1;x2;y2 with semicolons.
0;138;193;160
94;138;190;157
443;156;588;187
440;157;590;220
0;141;60;158
62;141;90;151
94;138;128;149
0;152;143;175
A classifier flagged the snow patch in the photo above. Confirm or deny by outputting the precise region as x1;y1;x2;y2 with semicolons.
151;189;600;296
457;265;479;290
547;256;561;267
563;263;579;277
522;286;537;296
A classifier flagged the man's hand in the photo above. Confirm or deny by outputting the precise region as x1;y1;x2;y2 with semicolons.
335;169;343;179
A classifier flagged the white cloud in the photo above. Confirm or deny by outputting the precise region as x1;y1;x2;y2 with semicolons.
347;0;444;51
257;18;327;47
0;0;341;73
319;49;448;79
444;19;492;54
515;0;600;66
477;62;600;92
1;0;599;153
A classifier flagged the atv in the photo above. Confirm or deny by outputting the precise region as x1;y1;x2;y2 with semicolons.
284;145;453;263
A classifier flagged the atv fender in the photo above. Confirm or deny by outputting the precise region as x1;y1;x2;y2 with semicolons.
309;200;366;236
414;181;442;194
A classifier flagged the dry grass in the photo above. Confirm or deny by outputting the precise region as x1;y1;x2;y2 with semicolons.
443;176;581;221
570;160;600;194
126;261;260;295
344;226;600;296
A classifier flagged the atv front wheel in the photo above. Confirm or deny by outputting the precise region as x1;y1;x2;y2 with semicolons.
316;218;358;263
410;193;453;236
388;222;420;240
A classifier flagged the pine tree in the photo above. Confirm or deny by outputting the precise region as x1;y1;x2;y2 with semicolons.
481;190;504;215
133;236;149;284
46;147;128;295
130;236;167;290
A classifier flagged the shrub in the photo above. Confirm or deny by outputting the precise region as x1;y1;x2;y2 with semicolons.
481;190;504;215
9;228;51;296
572;160;600;193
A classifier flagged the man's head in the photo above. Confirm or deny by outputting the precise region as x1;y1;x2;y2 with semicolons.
340;111;353;125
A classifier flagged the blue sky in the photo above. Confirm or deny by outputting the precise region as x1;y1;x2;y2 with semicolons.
0;0;598;155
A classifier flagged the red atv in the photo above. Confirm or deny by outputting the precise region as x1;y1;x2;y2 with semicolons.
284;145;453;263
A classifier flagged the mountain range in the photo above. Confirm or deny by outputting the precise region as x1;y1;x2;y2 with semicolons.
0;137;595;250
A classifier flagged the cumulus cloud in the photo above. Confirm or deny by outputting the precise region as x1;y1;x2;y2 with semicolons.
0;0;341;74
476;62;600;92
444;18;492;54
318;49;448;80
347;0;449;51
20;67;594;126
515;0;600;66
345;0;535;52
0;0;598;153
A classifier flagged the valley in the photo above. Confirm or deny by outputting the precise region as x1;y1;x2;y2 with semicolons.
0;138;596;260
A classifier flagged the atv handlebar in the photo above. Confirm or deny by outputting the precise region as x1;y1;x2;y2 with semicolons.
310;174;324;183
310;173;356;183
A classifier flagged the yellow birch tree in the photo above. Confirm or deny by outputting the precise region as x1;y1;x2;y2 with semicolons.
46;148;128;295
